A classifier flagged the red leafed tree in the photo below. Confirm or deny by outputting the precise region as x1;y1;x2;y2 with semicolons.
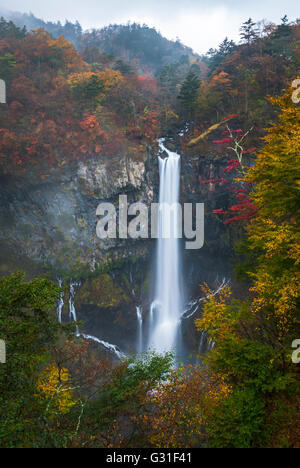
201;121;258;224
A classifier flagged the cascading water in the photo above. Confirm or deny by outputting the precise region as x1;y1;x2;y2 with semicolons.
69;280;81;336
136;306;143;354
80;333;126;360
57;278;64;323
196;331;216;364
148;138;182;354
196;331;207;365
57;279;125;360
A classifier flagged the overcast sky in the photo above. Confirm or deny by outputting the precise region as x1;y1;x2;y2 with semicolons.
0;0;298;53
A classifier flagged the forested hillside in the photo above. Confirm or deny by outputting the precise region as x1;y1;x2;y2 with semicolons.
0;10;199;74
1;15;299;175
0;18;160;175
0;13;299;448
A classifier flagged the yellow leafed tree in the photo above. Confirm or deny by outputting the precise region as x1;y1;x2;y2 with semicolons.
36;363;76;414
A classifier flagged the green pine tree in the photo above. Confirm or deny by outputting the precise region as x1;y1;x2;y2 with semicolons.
178;71;201;119
240;18;259;45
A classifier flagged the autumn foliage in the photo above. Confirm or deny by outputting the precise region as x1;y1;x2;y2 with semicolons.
0;16;299;449
195;86;300;448
0;29;160;175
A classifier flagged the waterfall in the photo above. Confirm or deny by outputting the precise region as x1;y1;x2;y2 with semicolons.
148;138;182;354
81;333;125;360
196;331;207;364
196;332;216;364
69;280;81;336
57;278;64;323
181;278;230;320
60;279;125;360
136;306;143;353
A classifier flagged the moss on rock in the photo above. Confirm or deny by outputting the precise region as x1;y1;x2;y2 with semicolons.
77;273;130;309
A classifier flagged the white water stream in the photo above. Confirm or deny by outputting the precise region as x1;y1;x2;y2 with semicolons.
57;279;125;359
148;139;182;354
136;306;143;354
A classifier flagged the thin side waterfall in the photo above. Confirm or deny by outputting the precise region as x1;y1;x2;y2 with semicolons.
148;138;182;354
196;331;207;365
57;279;125;360
196;332;216;364
69;280;81;336
136;306;143;353
81;333;126;360
68;278;125;358
57;278;64;323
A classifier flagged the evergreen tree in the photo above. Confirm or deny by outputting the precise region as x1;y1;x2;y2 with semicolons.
114;59;134;75
0;274;68;447
266;15;293;59
0;17;26;39
178;71;201;118
240;18;259;44
0;53;16;84
206;37;236;74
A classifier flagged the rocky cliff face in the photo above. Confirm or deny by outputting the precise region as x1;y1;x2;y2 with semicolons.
0;141;234;357
0;147;157;274
0;147;158;356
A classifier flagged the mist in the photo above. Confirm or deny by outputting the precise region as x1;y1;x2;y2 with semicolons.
0;0;298;53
